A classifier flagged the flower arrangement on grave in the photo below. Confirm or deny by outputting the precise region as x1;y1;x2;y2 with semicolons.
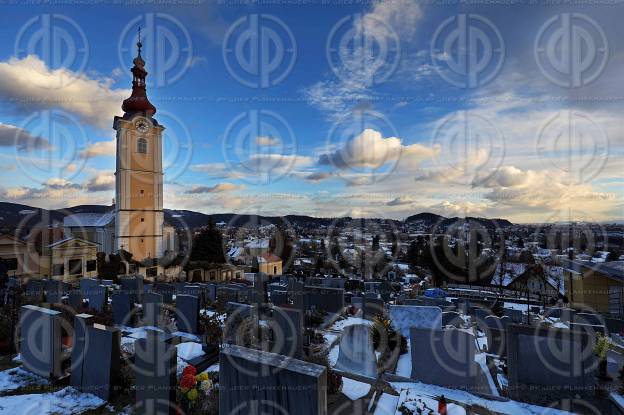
594;333;612;381
178;365;217;414
370;315;407;355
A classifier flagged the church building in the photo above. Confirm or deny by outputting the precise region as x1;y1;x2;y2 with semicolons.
63;35;176;263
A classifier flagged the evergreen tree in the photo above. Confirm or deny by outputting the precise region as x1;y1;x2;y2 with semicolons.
190;221;226;263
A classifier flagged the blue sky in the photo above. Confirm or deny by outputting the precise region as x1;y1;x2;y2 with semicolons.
0;1;622;222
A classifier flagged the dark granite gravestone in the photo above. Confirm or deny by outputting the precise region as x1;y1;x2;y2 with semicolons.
483;315;508;356
451;298;471;314
606;318;624;335
70;314;93;389
364;292;379;299
507;324;597;400
351;296;364;310
153;283;175;304
112;291;134;326
503;308;523;324
176;294;199;334
335;323;378;379
442;311;463;328
409;328;479;390
101;279;114;286
142;292;164;327
220;345;327;415
271;290;289;306
71;314;121;400
134;329;178;415
217;286;239;303
205;284;217;302
305;286;344;313
119;276;143;304
45;280;63;304
87;285;108;312
363;297;384;320
79;278;98;295
19;305;64;378
224;302;257;345
68;290;83;311
24;279;45;303
270;306;304;359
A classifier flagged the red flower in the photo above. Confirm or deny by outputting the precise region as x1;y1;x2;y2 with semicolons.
182;365;197;377
180;373;196;389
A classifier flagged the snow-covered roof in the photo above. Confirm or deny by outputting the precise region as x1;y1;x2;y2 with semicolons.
245;239;269;249
64;212;114;228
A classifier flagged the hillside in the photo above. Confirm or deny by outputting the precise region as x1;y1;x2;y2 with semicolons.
0;202;513;233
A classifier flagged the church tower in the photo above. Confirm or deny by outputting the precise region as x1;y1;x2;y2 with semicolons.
114;31;164;260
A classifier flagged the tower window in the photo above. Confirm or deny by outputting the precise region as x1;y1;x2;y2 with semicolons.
137;138;148;153
139;189;144;195
141;217;145;222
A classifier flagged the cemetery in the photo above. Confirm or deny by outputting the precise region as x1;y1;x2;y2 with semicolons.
1;272;624;414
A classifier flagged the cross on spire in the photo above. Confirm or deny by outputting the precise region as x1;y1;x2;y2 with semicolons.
137;26;142;56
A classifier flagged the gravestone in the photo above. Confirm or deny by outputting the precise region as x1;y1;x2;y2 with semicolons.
271;306;304;359
350;296;363;310
410;328;479;390
153;283;175;304
70;314;93;388
507;324;597;400
19;305;64;378
569;322;607;336
24;279;45;303
403;298;424;306
220;345;327;415
389;305;442;337
503;308;523;324
71;314;121;400
134;329;178;415
68;290;83;311
176;294;199;334
305;286;344;313
442;311;463;328
205;284;217;302
271;290;289;306
224;302;257;345
119;277;143;303
483;316;508;356
335;323;377;379
112;291;134;326
45;280;63;304
87;285;108;312
142;292;164;327
217;286;239;304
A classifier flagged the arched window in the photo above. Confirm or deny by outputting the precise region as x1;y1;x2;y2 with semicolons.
137;138;147;154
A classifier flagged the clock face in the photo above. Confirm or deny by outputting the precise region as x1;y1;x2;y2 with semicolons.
135;119;149;133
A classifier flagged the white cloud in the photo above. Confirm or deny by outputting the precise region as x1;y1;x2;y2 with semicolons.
256;136;281;146
0;55;129;130
84;171;115;192
318;129;437;170
0;123;51;151
79;138;116;158
186;183;245;194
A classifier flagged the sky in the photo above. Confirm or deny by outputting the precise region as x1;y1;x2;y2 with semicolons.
0;0;622;223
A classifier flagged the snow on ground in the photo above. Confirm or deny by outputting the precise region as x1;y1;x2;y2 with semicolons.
124;326;164;339
396;387;466;415
341;377;371;400
204;363;219;373
171;332;200;342
474;353;499;397
390;382;575;415
328;344;339;367
176;342;205;361
330;317;371;331
373;393;400;415
0;386;105;414
394;341;411;378
0;367;49;393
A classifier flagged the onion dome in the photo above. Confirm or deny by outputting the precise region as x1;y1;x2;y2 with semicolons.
121;28;156;117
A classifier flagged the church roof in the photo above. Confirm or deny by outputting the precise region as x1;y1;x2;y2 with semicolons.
64;212;115;228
